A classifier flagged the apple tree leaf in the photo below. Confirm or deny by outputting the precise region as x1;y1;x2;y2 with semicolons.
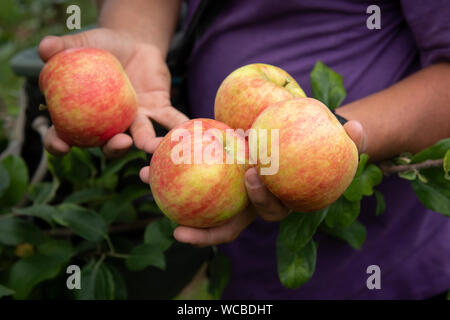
410;167;450;216
0;155;28;207
208;253;231;300
0;162;10;198
13;204;58;226
325;196;360;228
278;209;327;252
277;239;317;289
125;244;166;271
8;253;69;299
321;220;367;250
310;61;347;110
144;217;176;251
75;260;115;300
0;284;15;298
374;190;386;216
0;216;45;246
410;138;450;163
55;203;108;242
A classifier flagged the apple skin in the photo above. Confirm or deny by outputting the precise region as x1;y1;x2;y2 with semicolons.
149;118;249;228
251;97;358;212
214;63;306;131
39;48;137;147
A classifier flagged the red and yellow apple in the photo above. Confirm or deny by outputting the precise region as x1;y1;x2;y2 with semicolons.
214;63;306;131
39;47;137;147
149;119;249;228
250;97;358;212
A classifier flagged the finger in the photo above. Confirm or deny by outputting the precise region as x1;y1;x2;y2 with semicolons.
130;113;163;153
101;133;133;158
38;29;135;64
145;105;190;130
43;126;71;156
139;166;150;184
173;209;257;247
245;168;291;222
38;36;66;62
344;120;367;153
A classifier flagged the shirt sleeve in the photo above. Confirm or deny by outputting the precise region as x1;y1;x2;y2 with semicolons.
400;0;450;67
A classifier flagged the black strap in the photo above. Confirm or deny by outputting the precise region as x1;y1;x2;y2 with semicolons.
168;0;229;76
332;110;349;125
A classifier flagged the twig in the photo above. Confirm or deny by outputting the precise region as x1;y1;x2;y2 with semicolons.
379;159;444;176
0;87;27;160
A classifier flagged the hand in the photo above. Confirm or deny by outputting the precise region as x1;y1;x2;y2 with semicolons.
38;28;188;158
140;120;366;247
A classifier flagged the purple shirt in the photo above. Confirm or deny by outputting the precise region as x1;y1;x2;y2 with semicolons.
185;0;450;299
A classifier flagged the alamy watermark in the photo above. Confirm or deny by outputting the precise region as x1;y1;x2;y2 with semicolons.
170;120;280;175
66;4;81;30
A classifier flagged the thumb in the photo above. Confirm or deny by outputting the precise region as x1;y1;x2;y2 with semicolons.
38;28;135;63
38;34;87;62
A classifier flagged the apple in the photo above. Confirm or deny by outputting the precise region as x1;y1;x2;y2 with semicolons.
39;48;137;147
149;118;249;228
250;97;358;212
214;63;306;131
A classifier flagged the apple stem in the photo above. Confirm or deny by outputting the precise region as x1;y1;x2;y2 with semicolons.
39;104;48;111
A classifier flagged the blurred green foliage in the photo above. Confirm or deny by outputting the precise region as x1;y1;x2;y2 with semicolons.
0;0;97;142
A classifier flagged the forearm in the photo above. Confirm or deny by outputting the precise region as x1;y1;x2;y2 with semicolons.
336;63;450;162
98;0;181;57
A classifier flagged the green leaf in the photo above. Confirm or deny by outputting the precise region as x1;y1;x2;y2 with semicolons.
343;153;374;202
321;220;367;250
121;185;150;203
27;180;59;205
125;244;166;271
0;284;15;298
37;239;75;261
277;239;317;289
0;216;45;245
63;188;109;204
47;148;96;188
102;150;146;177
356;154;369;176
278;209;327;252
75;260;115;300
8;254;68;299
99;196;134;225
108;264;127;300
0;156;28;207
325;196;360;228
144;218;176;251
374;190;386;216
398;170;417;181
410;138;450;163
444;150;450;180
13;204;57;226
0;162;10;198
343;154;376;202
310;61;346;110
207;253;231;300
360;164;382;196
411;167;450;216
93;174;118;191
55;204;108;242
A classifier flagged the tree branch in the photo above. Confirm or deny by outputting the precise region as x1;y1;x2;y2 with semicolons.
379;159;443;176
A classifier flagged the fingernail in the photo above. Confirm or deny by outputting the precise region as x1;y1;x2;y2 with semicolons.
246;171;263;189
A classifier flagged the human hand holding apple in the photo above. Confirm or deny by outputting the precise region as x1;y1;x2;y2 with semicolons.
38;28;188;158
139;119;364;247
142;63;366;246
